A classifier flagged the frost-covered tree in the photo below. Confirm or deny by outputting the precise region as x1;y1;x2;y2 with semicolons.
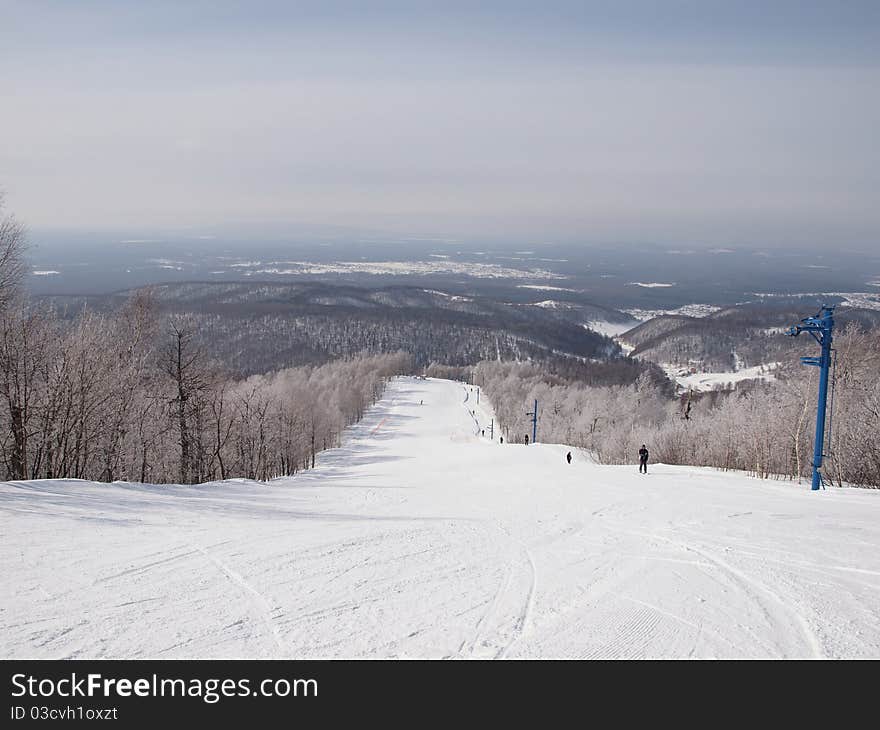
477;346;880;488
0;194;26;315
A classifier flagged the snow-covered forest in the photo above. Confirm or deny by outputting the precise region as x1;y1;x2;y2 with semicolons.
474;330;880;488
621;305;880;372
45;280;620;375
0;289;411;483
0;199;412;483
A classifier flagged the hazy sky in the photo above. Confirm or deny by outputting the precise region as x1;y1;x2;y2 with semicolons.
2;1;879;248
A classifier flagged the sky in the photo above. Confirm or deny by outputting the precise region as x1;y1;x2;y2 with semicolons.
1;1;879;249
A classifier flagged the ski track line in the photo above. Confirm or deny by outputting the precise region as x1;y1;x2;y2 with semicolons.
654;532;824;658
192;544;286;654
541;548;702;658
608;590;702;632
96;548;199;583
674;528;880;583
465;554;514;657
610;585;747;656
600;590;743;658
597;517;824;658
455;519;503;656
496;523;537;659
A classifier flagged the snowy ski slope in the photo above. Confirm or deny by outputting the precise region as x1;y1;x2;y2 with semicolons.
2;376;879;659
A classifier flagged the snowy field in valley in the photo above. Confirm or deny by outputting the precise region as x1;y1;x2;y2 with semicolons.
2;377;879;659
663;362;779;393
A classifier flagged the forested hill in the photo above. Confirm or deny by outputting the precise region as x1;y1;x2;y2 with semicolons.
622;301;880;372
43;281;632;375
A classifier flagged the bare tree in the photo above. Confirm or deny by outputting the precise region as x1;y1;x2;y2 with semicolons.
0;194;26;314
0;304;51;479
164;318;209;484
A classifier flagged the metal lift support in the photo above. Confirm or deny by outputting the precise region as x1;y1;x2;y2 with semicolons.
785;305;835;490
526;400;538;445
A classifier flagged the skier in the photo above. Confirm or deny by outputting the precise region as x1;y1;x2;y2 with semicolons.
638;444;649;474
500;436;504;444
566;451;572;464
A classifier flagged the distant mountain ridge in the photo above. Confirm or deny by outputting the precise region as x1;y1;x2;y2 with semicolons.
620;300;880;372
41;280;633;375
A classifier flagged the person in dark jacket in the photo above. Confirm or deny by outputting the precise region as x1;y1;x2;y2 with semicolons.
638;444;649;473
566;451;572;464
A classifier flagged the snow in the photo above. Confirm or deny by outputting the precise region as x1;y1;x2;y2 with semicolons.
670;303;722;318
663;362;779;392
628;282;676;288
516;284;579;292
529;300;575;309
624;304;721;320
750;291;880;312
31;270;60;276
830;292;880;311
2;376;879;659
229;260;565;280
422;289;473;302
148;258;186;271
583;320;637;338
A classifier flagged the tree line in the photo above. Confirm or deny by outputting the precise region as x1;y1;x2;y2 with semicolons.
473;329;880;488
0;292;410;483
0;198;411;483
44;280;618;375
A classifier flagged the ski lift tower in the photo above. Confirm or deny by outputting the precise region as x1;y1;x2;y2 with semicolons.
526;399;538;445
785;304;835;490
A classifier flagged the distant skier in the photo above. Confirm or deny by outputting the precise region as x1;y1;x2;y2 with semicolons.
566;451;572;464
638;444;649;474
500;436;504;444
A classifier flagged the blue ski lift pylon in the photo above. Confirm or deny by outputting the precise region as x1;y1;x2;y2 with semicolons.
785;304;835;490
